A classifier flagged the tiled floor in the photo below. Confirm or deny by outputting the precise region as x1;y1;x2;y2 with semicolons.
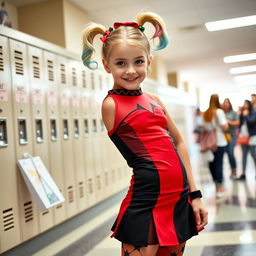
85;146;256;256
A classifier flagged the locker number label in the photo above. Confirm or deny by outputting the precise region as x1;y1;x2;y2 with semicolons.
0;83;8;102
15;85;27;103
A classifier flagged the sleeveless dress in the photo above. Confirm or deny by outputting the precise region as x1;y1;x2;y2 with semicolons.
105;88;198;247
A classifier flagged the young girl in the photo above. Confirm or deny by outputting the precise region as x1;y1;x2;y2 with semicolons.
202;94;228;198
237;100;256;180
82;12;208;256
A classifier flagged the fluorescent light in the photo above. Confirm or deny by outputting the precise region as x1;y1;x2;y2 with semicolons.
205;15;256;31
234;74;256;85
230;65;256;74
224;53;256;63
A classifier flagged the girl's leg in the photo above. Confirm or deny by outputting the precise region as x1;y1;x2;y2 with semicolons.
122;243;159;256
212;146;226;194
121;215;159;256
241;145;249;175
227;136;237;176
156;242;186;256
249;145;256;169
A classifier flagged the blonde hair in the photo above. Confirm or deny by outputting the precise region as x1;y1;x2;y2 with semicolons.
82;12;169;69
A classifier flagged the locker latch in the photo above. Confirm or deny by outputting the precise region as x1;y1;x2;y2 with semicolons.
0;118;8;147
63;119;69;140
18;118;28;145
74;119;79;138
35;118;44;143
50;119;57;141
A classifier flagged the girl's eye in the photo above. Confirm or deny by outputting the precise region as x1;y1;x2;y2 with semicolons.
135;59;145;65
116;61;125;66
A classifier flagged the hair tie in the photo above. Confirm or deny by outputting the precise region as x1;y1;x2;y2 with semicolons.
100;22;145;43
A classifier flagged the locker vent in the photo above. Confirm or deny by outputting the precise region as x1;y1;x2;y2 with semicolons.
82;70;86;88
2;208;14;232
56;204;62;209
47;60;54;81
32;55;40;79
90;73;95;90
99;75;102;90
72;67;77;86
14;50;24;75
0;46;3;71
67;186;74;203
60;63;66;84
112;170;116;183
88;178;93;194
24;201;33;223
105;172;109;186
78;182;84;198
42;210;49;216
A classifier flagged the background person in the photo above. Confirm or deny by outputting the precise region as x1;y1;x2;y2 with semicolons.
237;100;256;180
202;94;228;198
222;98;240;179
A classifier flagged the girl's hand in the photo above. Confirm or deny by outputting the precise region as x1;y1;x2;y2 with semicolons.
191;198;208;232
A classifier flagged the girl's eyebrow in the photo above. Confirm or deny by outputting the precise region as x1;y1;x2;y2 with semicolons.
114;56;145;61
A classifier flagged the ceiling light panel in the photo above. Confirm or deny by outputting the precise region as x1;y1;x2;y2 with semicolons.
205;15;256;31
230;65;256;74
224;53;256;63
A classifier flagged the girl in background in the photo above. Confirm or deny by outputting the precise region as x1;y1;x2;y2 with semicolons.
202;94;228;198
237;100;256;180
82;12;207;256
222;98;239;179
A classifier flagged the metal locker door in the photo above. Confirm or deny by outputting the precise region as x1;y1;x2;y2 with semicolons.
27;45;54;232
83;115;97;207
57;56;77;217
0;35;22;253
90;72;103;202
9;39;39;241
43;50;66;224
69;61;87;212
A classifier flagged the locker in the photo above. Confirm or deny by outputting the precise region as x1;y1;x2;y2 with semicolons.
0;35;22;253
27;45;54;232
9;39;39;241
81;69;97;207
57;56;77;217
68;60;87;212
90;72;105;202
43;50;66;224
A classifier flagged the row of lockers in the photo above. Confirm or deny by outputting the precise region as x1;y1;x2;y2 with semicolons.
0;34;131;253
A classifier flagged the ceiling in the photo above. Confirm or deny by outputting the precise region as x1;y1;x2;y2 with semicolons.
7;0;256;93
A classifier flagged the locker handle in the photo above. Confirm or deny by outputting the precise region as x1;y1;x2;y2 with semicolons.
18;118;28;145
35;118;44;143
74;119;79;138
84;119;89;136
50;119;58;141
0;118;8;147
93;119;97;134
63;119;69;140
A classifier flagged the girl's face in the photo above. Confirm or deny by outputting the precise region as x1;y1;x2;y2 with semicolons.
103;43;151;90
243;101;249;109
223;99;230;111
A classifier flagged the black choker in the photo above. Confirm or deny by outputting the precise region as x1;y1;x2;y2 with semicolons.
108;88;143;96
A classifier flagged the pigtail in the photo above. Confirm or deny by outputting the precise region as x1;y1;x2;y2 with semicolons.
135;12;169;51
82;23;106;69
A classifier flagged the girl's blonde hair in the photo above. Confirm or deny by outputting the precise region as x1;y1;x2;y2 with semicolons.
81;12;169;69
203;94;221;122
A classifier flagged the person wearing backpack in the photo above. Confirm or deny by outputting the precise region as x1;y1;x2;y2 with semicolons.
201;94;228;198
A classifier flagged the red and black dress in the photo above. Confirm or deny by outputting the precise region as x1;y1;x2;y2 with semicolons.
105;88;198;247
